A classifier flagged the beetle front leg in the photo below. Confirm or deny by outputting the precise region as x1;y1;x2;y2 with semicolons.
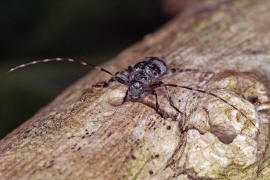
93;77;115;88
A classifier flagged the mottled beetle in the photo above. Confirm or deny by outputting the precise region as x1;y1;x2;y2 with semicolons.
9;57;257;128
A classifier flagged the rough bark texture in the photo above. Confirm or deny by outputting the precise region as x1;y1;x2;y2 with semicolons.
1;0;270;179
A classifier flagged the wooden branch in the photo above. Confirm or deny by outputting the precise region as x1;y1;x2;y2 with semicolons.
1;0;270;179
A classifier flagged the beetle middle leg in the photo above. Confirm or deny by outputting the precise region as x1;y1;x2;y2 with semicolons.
145;90;163;117
164;86;182;115
149;81;183;116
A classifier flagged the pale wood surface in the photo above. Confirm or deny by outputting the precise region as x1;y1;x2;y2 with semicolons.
1;0;270;179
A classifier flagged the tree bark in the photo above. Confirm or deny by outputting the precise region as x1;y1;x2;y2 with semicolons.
1;0;270;179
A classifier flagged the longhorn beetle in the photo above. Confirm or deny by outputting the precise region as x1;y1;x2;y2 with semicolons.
9;57;258;130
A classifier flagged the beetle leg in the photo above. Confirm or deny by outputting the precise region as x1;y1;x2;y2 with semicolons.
145;90;162;117
121;90;129;105
164;86;182;115
93;77;115;88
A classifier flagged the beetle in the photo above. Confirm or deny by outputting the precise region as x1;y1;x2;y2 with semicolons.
9;56;257;129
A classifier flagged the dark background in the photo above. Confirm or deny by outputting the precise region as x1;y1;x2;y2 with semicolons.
0;0;173;138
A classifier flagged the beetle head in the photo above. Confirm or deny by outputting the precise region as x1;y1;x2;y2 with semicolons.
128;81;144;99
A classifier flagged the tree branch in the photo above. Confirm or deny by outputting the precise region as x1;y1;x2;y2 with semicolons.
1;0;270;179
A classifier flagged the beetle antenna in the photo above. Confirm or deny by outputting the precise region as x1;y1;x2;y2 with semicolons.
162;83;259;132
8;58;114;76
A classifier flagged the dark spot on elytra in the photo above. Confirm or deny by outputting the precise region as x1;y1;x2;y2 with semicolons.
149;170;154;175
155;154;160;158
167;126;171;130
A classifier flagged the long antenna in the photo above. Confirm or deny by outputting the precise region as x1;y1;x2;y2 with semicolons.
8;58;114;76
162;83;259;131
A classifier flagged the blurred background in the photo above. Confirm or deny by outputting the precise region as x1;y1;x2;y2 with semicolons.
0;0;186;138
